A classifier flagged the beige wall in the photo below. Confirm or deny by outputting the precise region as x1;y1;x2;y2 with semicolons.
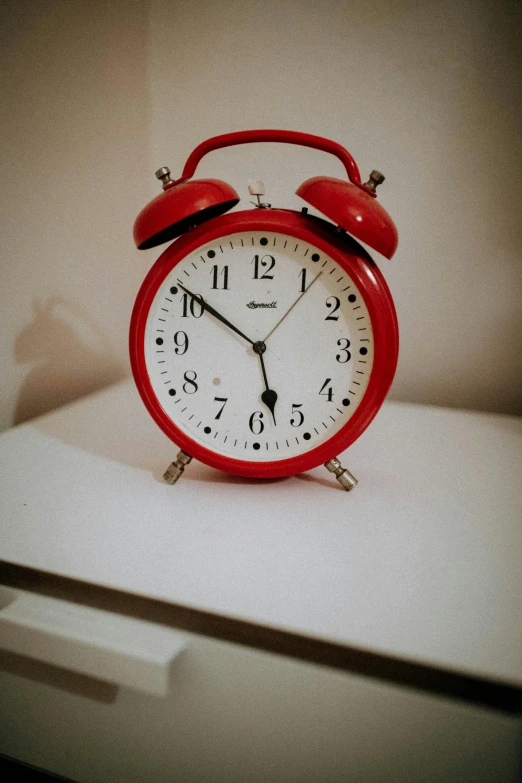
149;0;522;415
1;0;521;433
0;0;150;432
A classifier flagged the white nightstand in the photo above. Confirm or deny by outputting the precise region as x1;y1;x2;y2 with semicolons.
1;380;521;782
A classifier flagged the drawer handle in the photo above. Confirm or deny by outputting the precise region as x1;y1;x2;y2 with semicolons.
0;587;187;696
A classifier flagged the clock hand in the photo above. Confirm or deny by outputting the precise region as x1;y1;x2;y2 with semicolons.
263;271;323;342
177;282;255;346
178;282;278;424
255;346;277;425
261;388;277;425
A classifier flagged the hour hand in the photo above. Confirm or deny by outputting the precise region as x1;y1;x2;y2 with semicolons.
261;388;278;425
255;346;277;425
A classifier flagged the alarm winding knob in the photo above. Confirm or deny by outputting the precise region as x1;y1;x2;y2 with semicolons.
248;179;271;208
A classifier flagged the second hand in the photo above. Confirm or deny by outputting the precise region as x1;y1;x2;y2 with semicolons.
263;271;323;342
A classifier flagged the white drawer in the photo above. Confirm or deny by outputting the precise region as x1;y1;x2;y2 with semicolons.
1;629;520;782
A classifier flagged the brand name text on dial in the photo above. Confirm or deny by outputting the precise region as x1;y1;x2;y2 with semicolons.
246;301;277;309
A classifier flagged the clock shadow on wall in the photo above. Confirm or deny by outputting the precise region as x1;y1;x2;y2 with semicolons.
13;297;126;426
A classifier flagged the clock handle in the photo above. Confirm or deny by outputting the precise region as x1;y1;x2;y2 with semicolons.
177;129;365;188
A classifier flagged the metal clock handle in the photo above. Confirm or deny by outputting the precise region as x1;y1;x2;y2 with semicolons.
177;129;365;189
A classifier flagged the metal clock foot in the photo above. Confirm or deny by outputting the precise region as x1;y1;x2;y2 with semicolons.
324;458;358;491
163;450;193;485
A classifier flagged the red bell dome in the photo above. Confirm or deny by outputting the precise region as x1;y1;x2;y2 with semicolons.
133;178;239;250
296;176;398;260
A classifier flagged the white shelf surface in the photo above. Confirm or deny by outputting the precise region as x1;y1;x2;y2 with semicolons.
0;380;521;689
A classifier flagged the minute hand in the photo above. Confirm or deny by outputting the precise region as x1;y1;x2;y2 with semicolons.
177;282;254;346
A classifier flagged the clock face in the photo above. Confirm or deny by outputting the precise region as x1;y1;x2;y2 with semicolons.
143;228;374;464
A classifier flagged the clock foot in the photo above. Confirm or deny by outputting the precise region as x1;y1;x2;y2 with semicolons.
163;450;193;485
324;458;358;491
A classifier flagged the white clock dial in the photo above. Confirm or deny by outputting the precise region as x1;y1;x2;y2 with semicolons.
144;230;374;462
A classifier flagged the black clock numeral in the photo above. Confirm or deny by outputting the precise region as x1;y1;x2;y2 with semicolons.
325;296;340;321
249;410;264;434
182;370;198;394
252;254;275;280
319;378;334;401
213;397;228;420
298;269;307;293
173;331;189;355
211;265;229;290
336;338;351;363
290;403;304;427
181;292;204;318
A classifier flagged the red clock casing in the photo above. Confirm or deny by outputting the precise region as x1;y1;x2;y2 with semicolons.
130;208;398;479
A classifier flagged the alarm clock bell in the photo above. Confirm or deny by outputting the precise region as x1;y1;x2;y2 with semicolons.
133;130;398;260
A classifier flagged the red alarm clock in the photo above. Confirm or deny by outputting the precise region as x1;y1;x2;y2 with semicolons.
130;130;398;490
